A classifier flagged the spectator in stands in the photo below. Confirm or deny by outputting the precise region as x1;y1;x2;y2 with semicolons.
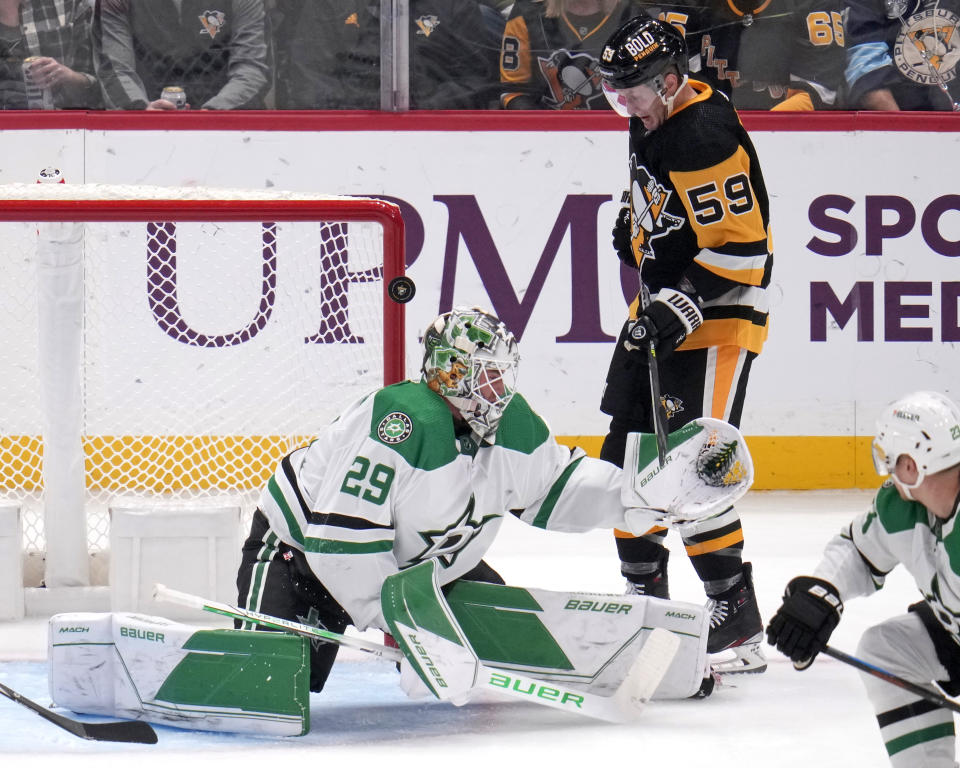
844;0;960;110
92;0;270;110
498;0;645;109
0;0;101;109
279;0;498;110
651;0;847;110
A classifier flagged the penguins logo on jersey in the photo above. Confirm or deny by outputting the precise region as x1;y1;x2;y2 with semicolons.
539;50;605;109
630;157;685;260
660;394;685;419
893;8;960;85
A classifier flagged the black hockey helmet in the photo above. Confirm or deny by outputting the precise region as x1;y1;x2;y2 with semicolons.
597;16;689;91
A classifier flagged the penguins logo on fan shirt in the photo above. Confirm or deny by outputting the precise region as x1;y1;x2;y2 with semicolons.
539;50;605;109
415;15;440;37
377;412;413;444
893;8;960;85
630;158;685;260
198;10;226;38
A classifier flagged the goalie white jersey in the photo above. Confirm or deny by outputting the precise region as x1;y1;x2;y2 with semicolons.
259;381;634;631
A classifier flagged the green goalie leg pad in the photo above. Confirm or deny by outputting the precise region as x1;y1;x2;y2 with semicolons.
49;612;311;736
443;579;708;698
155;629;310;731
381;561;480;701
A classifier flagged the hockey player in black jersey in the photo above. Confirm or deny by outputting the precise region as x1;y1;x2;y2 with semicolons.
595;16;773;674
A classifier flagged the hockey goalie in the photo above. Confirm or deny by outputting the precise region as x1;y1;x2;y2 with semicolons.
49;307;754;733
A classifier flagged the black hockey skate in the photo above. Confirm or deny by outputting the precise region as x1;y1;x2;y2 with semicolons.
706;562;767;674
623;551;670;599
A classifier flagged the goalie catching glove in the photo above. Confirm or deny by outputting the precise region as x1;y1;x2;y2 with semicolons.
765;576;843;669
623;286;703;359
621;417;754;531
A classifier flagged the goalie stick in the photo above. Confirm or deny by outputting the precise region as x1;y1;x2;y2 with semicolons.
154;583;680;723
0;681;158;744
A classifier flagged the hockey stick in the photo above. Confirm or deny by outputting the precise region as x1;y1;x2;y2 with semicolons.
819;646;960;715
647;340;669;468
154;584;680;723
154;583;399;660
0;681;158;744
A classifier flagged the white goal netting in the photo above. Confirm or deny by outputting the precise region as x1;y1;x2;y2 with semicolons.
0;184;406;587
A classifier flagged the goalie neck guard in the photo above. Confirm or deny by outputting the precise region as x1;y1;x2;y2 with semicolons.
872;391;960;490
421;307;520;440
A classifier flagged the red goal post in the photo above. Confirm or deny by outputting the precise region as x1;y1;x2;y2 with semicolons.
0;184;407;590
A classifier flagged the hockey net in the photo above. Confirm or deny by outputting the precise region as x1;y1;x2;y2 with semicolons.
0;184;406;587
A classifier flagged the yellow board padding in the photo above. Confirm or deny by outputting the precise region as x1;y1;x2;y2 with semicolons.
2;433;882;493
556;435;883;490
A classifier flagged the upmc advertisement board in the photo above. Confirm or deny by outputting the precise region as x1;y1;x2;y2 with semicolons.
0;112;957;488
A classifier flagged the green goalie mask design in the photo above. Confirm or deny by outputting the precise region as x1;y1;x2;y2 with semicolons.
872;390;960;490
421;307;520;439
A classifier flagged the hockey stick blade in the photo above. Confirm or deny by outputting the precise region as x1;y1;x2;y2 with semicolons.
0;681;158;744
478;628;679;724
819;646;960;715
613;627;681;714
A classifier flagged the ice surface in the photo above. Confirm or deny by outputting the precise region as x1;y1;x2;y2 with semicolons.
0;490;936;767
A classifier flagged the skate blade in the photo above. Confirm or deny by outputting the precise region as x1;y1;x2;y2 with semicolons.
710;636;768;675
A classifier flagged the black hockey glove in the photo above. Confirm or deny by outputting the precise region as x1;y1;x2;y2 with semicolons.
765;576;843;669
623;287;703;358
612;199;637;269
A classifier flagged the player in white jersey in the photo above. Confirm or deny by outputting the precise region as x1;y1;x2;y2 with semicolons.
766;390;960;767
237;306;753;696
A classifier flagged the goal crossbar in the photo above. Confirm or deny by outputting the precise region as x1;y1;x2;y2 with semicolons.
0;185;407;590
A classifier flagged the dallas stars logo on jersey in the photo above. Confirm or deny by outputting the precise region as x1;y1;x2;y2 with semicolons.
413;495;499;567
630;157;685;261
377;412;413;444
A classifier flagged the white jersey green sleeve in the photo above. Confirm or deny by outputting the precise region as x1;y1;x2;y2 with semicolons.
259;381;630;632
813;483;960;641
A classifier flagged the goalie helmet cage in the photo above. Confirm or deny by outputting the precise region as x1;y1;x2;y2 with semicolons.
0;184;406;589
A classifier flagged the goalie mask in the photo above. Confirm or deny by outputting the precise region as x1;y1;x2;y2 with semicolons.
421;307;520;439
598;17;689;118
872;391;960;492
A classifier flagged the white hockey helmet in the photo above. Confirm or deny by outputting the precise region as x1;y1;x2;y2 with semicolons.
872;391;960;490
421;307;520;439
